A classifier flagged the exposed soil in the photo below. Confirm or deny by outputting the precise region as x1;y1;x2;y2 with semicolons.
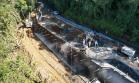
19;28;84;83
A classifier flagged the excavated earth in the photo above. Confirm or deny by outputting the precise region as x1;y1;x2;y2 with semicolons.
19;28;85;83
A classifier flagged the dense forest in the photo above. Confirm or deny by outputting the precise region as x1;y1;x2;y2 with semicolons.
0;0;40;82
47;0;139;47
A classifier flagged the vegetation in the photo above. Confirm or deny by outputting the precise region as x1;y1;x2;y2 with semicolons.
0;0;40;82
0;54;40;83
15;0;36;18
47;0;139;46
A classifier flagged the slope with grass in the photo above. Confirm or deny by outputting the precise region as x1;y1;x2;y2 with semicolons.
0;0;41;82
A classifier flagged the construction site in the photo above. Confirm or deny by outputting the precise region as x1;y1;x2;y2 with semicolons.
22;1;139;83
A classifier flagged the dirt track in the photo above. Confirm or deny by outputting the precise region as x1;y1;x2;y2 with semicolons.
20;28;83;83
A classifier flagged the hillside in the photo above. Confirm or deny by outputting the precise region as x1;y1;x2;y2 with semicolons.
1;0;139;82
0;0;42;82
0;0;83;83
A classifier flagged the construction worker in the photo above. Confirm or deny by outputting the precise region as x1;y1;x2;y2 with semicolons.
95;40;98;48
83;38;86;47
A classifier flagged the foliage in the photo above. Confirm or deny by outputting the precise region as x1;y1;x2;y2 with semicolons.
0;0;41;82
15;0;36;18
0;1;20;58
47;0;139;46
0;56;40;83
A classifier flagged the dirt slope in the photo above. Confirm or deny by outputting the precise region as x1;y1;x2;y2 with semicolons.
20;28;84;83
